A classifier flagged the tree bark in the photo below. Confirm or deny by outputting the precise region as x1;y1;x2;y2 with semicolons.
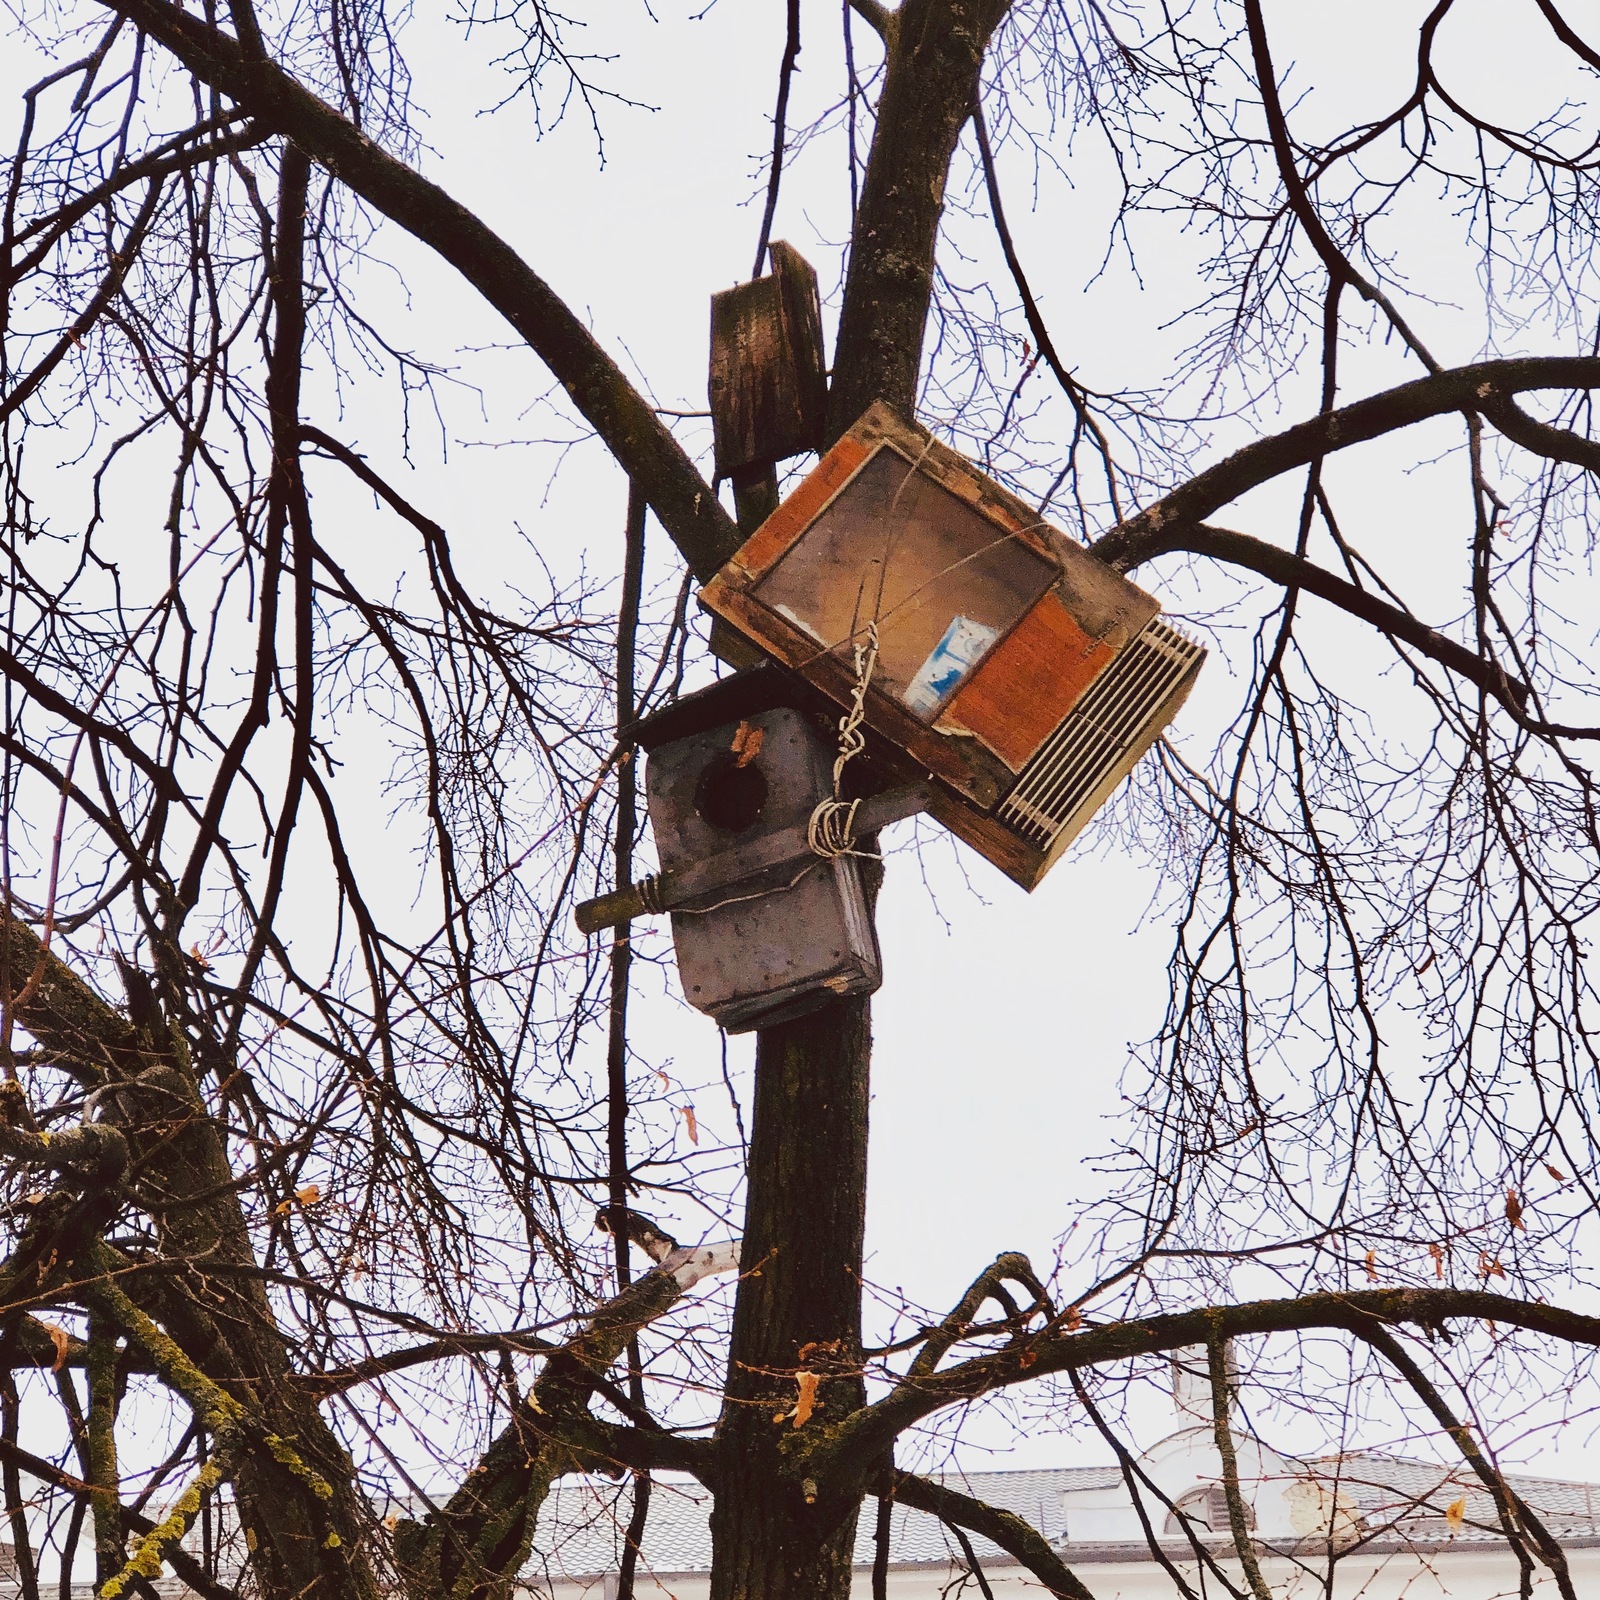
710;6;1012;1596
827;0;1013;438
708;432;875;1600
709;1001;873;1600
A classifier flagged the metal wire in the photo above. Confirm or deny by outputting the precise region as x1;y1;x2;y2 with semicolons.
808;619;880;860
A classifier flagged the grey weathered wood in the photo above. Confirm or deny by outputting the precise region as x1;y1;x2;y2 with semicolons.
636;707;884;1031
709;242;827;479
575;782;930;937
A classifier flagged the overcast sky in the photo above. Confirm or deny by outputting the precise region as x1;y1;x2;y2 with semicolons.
7;0;1600;1491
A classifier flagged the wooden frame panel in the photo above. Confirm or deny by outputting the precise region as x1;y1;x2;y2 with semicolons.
699;400;1189;886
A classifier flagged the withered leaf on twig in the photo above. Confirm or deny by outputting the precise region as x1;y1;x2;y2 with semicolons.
274;1184;321;1216
729;721;764;768
43;1322;69;1373
791;1370;819;1428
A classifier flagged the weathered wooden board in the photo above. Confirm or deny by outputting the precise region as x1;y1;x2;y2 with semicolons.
709;241;827;478
698;400;1204;890
644;706;881;1032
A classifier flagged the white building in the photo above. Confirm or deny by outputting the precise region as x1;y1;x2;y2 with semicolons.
524;1432;1600;1600
10;1396;1596;1598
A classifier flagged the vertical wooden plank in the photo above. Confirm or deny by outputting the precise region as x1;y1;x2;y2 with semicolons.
709;243;827;478
769;241;826;452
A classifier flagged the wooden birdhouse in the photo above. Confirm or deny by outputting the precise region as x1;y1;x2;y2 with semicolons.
638;695;881;1033
697;402;1206;889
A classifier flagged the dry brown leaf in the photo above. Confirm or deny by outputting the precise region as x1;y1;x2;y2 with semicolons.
189;942;211;971
1504;1187;1525;1230
730;721;765;769
43;1322;69;1373
796;1339;843;1365
1428;1242;1445;1279
680;1106;699;1145
791;1370;819;1429
275;1185;321;1216
1445;1496;1466;1530
1546;1162;1567;1184
1364;1250;1378;1282
1478;1252;1505;1280
1064;1305;1083;1332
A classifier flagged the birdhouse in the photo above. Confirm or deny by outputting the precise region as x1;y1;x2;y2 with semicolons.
638;693;881;1033
698;402;1205;888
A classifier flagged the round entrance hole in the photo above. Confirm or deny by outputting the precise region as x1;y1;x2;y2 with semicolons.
694;751;769;834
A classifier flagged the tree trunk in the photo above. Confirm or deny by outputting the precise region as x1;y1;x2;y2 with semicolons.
709;999;873;1600
827;0;1013;439
710;8;1012;1595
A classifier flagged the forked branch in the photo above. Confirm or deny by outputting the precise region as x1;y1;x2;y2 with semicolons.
103;0;738;580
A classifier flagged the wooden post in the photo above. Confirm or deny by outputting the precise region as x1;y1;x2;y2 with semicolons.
709;242;826;485
707;241;829;663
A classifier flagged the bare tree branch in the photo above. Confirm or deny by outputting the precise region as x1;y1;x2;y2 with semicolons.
103;0;738;580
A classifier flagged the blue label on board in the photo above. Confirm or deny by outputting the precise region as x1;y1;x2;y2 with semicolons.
902;615;999;718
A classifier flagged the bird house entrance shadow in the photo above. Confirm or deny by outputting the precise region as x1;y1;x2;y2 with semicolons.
695;752;770;834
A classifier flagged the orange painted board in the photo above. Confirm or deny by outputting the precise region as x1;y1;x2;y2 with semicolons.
714;436;874;583
937;592;1117;772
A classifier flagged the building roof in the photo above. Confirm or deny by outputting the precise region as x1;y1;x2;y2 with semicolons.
521;1451;1600;1583
522;1468;1105;1585
1319;1449;1600;1546
10;1451;1600;1600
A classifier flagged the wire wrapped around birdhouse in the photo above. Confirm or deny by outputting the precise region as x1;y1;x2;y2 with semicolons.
806;620;878;861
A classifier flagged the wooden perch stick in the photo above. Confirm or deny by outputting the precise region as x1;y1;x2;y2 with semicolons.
575;781;931;935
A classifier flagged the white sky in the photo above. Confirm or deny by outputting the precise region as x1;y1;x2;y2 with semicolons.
7;0;1600;1507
